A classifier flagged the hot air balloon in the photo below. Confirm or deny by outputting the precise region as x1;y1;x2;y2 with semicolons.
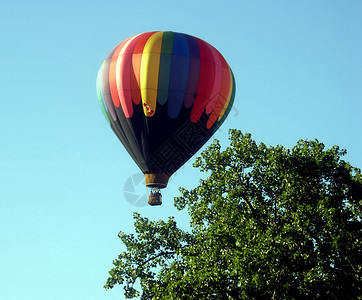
96;31;236;206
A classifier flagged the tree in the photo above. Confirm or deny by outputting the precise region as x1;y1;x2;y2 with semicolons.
105;129;362;299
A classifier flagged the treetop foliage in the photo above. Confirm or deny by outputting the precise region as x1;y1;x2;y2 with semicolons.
106;129;362;299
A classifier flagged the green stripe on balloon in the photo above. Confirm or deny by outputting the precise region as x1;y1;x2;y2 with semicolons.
157;31;175;105
96;61;110;125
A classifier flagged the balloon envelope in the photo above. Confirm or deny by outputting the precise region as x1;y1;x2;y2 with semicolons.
97;31;236;189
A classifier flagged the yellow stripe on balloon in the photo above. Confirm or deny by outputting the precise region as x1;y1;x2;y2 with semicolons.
140;31;164;117
218;69;233;121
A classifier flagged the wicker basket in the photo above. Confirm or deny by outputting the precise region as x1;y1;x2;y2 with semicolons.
148;191;162;206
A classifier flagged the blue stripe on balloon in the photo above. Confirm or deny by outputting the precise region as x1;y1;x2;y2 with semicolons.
172;32;190;55
183;35;200;108
186;34;200;58
168;33;190;118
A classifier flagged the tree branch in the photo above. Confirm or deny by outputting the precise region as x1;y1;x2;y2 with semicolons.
232;166;267;231
138;242;195;269
140;250;177;268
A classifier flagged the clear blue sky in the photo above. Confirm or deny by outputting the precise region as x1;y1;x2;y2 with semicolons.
0;1;361;299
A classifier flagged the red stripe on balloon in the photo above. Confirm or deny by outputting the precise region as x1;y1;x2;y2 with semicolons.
109;38;130;108
117;35;142;118
128;35;143;106
190;38;216;123
205;45;223;114
206;54;232;129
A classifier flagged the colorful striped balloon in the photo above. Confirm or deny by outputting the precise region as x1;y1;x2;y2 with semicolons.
97;31;236;204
